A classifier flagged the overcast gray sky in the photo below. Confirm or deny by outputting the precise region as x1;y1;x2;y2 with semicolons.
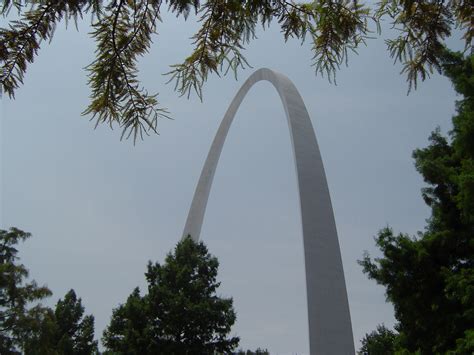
1;9;464;354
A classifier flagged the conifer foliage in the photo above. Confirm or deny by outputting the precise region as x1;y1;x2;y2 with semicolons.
0;228;98;355
358;324;396;355
0;228;52;354
102;236;239;354
359;49;474;354
1;1;472;140
1;229;239;354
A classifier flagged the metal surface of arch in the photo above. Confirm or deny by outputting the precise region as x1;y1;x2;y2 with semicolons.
182;68;354;355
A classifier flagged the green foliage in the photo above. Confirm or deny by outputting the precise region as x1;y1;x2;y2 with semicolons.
1;1;472;140
358;324;396;355
24;288;100;355
359;49;474;354
447;329;474;354
48;289;98;355
83;1;168;142
102;236;239;354
378;0;463;92
0;228;98;354
0;227;52;354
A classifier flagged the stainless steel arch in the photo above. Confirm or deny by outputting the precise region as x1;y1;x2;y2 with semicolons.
182;68;354;355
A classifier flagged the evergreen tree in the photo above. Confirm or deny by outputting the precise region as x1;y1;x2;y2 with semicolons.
101;288;149;354
52;289;98;355
0;227;52;354
24;291;99;355
358;324;396;355
103;236;239;354
359;49;474;354
1;1;472;140
0;228;98;354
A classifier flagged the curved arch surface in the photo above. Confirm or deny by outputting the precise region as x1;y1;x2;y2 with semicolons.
182;68;354;354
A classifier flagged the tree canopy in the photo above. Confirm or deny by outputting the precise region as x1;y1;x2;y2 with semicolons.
0;227;52;354
24;289;99;355
1;0;472;140
358;324;397;355
102;236;239;354
1;229;248;354
359;49;474;354
0;228;98;355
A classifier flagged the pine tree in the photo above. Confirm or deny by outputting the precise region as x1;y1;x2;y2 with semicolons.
52;290;98;355
358;324;396;355
103;236;239;354
0;228;52;354
359;49;474;354
24;290;99;355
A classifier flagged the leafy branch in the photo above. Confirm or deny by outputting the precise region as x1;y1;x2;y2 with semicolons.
378;0;467;92
0;1;102;98
1;0;473;141
1;2;55;98
83;0;169;142
166;0;255;100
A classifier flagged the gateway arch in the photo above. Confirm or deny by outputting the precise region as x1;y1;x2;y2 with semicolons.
182;68;354;355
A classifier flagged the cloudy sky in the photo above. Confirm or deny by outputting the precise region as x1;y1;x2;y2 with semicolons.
1;7;464;354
